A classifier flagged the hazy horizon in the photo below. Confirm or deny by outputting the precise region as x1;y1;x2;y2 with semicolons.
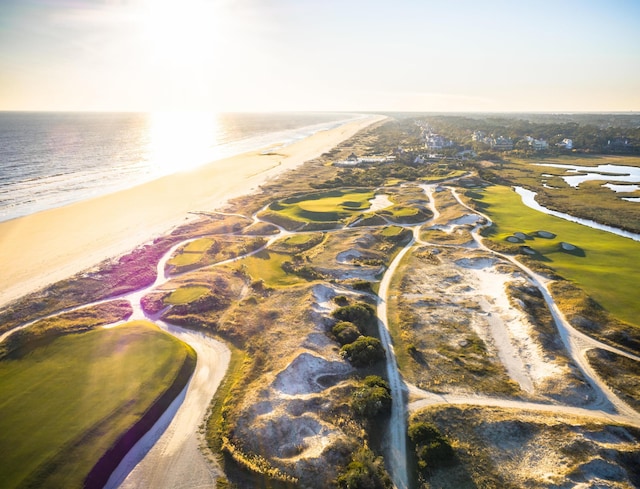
1;0;639;113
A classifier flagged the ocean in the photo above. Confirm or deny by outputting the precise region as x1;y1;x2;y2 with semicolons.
0;111;360;222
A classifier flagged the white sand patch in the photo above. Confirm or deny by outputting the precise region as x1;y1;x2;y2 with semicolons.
312;284;336;314
336;249;364;264
272;352;351;395
450;214;482;226
469;266;560;390
253;413;340;460
455;257;497;269
368;194;393;212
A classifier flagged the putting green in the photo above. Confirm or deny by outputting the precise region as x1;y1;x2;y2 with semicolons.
271;189;375;223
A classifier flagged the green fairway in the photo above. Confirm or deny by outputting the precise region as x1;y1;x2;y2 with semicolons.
473;185;640;326
0;321;195;488
269;189;375;223
165;285;210;305
236;250;305;288
167;238;216;268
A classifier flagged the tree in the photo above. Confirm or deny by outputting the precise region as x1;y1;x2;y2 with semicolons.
351;376;392;418
332;321;361;345
408;421;455;475
336;446;392;489
341;336;385;367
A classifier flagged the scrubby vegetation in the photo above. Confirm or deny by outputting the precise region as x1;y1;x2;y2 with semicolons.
341;336;386;367
336;446;393;489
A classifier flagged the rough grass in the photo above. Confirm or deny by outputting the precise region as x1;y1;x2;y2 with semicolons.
410;405;640;489
472;184;640;327
586;348;640;413
0;321;194;489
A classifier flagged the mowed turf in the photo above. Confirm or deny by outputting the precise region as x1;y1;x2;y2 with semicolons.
0;321;195;488
235;250;305;288
474;185;640;326
165;285;210;305
271;189;375;222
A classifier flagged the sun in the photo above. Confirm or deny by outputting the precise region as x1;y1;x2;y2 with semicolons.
140;0;222;68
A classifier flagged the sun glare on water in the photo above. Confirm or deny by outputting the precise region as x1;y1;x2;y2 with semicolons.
145;111;223;175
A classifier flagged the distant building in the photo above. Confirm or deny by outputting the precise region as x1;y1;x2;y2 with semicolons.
333;154;395;167
556;138;573;150
424;134;453;150
526;136;549;151
491;136;514;151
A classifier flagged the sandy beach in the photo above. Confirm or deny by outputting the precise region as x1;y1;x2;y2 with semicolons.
0;115;385;308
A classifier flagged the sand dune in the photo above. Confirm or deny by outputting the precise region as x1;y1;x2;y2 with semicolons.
0;115;384;308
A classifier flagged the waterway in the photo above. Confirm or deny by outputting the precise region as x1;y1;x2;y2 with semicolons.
514;186;640;242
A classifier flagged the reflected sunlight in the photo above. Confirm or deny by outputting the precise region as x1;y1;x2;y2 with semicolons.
145;111;223;176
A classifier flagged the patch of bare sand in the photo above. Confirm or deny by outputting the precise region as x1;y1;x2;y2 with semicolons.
231;284;359;486
404;248;567;396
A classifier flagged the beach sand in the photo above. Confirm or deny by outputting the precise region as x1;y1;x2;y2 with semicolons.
0;115;385;308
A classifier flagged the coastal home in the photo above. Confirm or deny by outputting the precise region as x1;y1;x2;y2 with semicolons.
526;136;549;151
556;138;573;149
491;136;514;151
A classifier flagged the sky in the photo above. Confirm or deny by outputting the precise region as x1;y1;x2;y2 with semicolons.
1;0;639;112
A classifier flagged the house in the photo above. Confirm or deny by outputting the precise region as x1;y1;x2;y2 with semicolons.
526;136;548;151
491;136;513;151
556;138;573;149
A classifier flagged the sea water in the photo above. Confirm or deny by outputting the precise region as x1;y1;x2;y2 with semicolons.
0;111;360;222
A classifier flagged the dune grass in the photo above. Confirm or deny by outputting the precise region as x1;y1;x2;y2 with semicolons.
0;320;195;488
472;185;640;326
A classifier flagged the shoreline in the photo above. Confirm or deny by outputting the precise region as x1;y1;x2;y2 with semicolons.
0;114;385;308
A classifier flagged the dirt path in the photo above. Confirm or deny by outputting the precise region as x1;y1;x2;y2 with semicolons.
108;323;230;489
375;226;421;489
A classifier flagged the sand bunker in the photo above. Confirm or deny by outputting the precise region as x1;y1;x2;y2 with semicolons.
272;352;350;395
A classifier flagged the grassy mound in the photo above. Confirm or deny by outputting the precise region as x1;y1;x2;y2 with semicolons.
264;189;375;225
0;321;195;488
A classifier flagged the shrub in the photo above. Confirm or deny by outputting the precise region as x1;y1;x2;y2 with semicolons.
332;321;361;345
333;295;349;306
336;446;392;489
408;421;456;474
351;376;392;418
341;336;385;367
332;303;377;333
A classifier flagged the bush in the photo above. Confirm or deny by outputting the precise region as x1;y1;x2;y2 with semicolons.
336;446;392;489
332;303;377;333
341;336;385;367
408;421;456;475
351;376;392;418
333;295;349;306
332;321;361;345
